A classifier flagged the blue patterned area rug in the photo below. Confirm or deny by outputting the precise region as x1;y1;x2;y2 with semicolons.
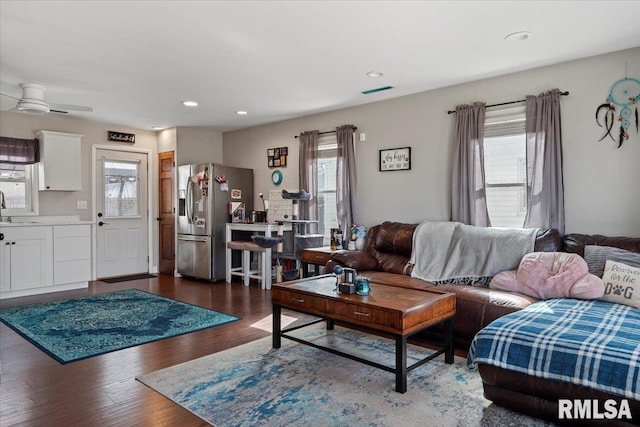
0;289;239;364
137;324;554;427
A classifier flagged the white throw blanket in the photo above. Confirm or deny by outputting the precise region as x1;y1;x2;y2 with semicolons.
409;221;539;283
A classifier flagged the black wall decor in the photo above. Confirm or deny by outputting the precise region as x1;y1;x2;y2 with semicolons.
108;131;135;143
267;146;288;167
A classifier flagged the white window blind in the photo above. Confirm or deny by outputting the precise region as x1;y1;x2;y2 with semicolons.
483;105;527;228
317;134;338;244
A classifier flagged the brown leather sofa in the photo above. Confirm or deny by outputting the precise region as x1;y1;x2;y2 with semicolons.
327;221;640;425
326;221;563;350
481;233;640;426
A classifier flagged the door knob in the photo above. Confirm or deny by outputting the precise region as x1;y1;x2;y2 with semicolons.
98;221;109;226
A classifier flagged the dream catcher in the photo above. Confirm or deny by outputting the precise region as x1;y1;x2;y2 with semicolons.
595;77;640;148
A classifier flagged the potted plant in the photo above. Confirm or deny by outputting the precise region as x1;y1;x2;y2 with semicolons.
350;224;367;251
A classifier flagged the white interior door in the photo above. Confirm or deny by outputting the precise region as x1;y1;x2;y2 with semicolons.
96;149;149;278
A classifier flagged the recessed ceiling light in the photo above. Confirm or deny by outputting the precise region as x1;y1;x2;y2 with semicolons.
236;111;248;115
366;71;384;78
182;100;198;107
151;126;164;130
505;31;532;41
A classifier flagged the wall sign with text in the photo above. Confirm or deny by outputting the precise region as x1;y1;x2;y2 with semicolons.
108;131;135;143
379;147;411;171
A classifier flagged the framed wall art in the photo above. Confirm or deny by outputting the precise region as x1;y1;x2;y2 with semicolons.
268;146;288;168
379;147;411;171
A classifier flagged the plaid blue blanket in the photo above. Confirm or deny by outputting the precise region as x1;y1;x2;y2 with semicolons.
468;299;640;400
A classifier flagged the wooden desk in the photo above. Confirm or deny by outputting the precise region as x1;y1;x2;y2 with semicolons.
301;246;347;277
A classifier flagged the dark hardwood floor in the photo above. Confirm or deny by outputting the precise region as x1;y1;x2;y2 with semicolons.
0;275;296;426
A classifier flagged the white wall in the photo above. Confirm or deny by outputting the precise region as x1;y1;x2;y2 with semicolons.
223;47;640;237
175;127;223;166
0;111;161;267
157;127;177;153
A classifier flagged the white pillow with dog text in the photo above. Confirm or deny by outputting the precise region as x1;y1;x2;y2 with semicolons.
600;260;640;309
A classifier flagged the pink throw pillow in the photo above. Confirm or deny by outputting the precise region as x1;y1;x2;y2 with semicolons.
489;252;604;300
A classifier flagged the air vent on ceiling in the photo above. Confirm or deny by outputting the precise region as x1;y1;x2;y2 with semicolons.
362;86;393;95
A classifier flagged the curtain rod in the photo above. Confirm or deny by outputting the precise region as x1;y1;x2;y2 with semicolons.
447;91;569;115
294;127;357;139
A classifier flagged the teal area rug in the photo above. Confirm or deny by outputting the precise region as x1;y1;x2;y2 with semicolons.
138;324;554;427
0;289;239;364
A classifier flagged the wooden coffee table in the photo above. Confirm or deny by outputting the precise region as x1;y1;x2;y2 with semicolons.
271;275;456;393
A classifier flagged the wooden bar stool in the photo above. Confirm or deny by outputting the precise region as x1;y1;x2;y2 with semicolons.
226;241;268;288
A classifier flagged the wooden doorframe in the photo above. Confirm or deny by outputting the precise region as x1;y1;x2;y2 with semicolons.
91;144;153;280
158;151;175;275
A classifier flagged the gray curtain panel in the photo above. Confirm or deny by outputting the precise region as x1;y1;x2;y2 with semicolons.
336;124;359;235
0;137;40;164
523;89;565;234
451;102;490;226
298;130;319;233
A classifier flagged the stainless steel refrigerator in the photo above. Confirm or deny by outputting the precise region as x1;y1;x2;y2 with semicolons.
177;163;254;281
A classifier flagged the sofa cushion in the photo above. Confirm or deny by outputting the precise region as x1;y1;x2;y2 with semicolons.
563;233;640;257
329;251;379;272
533;228;563;252
374;222;416;256
583;245;640;277
490;252;604;300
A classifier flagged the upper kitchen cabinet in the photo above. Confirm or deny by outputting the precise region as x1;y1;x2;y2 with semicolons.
35;130;83;191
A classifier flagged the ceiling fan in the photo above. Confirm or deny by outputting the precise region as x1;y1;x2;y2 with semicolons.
0;83;93;114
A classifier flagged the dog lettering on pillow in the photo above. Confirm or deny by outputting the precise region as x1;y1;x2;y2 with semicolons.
601;260;640;309
490;252;604;299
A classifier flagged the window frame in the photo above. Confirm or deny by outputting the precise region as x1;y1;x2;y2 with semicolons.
316;135;338;245
0;162;39;217
483;105;527;228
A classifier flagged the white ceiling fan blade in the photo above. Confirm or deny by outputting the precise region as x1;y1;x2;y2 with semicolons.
0;90;23;101
50;103;93;112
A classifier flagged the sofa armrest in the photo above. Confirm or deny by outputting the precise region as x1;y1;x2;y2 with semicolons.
328;251;379;271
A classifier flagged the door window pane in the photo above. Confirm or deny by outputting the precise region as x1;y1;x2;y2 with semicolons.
104;160;139;217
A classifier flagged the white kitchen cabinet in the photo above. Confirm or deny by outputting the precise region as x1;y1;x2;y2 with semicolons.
35;130;83;191
53;225;91;284
0;226;53;292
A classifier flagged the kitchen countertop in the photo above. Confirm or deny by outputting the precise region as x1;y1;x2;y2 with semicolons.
0;215;94;227
0;221;94;227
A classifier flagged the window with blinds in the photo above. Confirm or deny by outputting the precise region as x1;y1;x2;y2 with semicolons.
317;135;339;245
483;106;527;227
0;163;38;217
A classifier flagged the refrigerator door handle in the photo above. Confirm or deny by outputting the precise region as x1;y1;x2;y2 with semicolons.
186;178;193;224
178;236;208;243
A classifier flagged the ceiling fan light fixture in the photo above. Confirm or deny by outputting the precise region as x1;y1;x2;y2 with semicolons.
17;99;50;114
